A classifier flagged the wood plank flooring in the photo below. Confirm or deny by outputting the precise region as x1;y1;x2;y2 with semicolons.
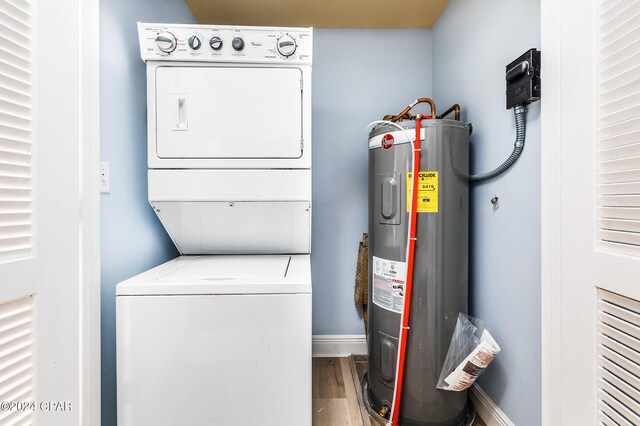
312;356;486;426
312;358;364;426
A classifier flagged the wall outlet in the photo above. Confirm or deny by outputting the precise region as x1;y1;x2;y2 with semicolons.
100;161;110;193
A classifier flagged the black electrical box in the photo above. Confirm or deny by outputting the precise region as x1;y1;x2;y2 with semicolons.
505;48;541;109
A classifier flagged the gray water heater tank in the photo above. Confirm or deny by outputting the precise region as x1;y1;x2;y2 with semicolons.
365;118;470;425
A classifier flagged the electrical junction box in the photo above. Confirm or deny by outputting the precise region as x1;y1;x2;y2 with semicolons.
505;48;541;109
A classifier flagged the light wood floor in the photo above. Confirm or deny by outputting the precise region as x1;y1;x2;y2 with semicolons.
312;358;365;426
312;356;486;426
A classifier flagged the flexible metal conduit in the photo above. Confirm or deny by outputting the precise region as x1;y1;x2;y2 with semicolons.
469;105;527;182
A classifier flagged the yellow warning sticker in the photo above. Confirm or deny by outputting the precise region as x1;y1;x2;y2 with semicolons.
407;171;438;213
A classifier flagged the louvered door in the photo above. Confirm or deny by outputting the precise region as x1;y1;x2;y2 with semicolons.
0;0;91;424
597;290;640;425
598;0;640;255
543;0;640;424
596;9;640;421
0;0;32;262
0;2;37;424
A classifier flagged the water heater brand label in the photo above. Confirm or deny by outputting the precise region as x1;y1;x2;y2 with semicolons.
381;134;394;150
407;171;438;213
372;256;406;313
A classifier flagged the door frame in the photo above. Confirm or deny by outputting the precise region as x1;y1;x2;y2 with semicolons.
540;0;589;423
540;0;561;421
79;0;101;424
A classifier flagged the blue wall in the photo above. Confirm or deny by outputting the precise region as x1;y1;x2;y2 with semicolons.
432;1;541;424
99;1;195;424
312;29;432;335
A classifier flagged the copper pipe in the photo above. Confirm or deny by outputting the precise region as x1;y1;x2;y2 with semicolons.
420;97;437;119
386;97;437;122
383;112;412;122
439;104;461;121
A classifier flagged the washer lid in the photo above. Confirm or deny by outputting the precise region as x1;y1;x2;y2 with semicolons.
116;255;311;296
159;255;290;280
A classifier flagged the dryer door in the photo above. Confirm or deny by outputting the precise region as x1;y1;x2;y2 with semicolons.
155;66;303;159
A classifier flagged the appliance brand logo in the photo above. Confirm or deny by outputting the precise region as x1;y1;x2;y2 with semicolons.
251;42;263;47
381;134;394;150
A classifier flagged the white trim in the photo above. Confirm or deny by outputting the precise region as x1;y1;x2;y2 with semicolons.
469;384;515;426
312;334;367;357
540;0;563;424
79;0;101;424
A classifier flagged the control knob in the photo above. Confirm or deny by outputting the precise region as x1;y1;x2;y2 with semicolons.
277;35;297;57
210;36;223;51
188;35;202;50
232;37;245;51
155;32;177;53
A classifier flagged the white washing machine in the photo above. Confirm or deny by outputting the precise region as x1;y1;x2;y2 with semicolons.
117;23;313;426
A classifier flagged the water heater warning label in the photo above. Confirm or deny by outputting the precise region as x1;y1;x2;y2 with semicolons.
372;256;407;313
407;171;438;213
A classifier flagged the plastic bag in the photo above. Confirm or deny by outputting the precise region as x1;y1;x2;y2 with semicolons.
436;313;501;391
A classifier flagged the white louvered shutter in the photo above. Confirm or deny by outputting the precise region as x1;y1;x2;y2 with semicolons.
0;296;34;425
598;289;640;425
597;0;640;254
596;3;640;425
0;0;32;262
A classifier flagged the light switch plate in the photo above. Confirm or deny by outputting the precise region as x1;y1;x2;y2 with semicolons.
100;161;110;193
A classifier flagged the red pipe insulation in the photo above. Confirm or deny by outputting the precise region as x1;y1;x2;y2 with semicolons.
390;116;422;426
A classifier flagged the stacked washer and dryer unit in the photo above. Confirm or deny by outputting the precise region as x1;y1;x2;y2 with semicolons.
116;23;313;425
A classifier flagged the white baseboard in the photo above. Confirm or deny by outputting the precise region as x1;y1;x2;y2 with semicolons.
312;334;367;357
469;384;515;426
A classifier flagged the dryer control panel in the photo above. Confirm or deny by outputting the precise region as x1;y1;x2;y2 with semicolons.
138;22;313;64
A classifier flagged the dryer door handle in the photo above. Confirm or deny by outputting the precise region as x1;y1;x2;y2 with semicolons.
173;94;188;131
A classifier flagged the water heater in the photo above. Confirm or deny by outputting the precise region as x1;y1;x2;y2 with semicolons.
365;116;471;425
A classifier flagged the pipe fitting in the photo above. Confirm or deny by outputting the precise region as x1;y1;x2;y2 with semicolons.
379;404;390;418
386;98;437;122
439;104;461;121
